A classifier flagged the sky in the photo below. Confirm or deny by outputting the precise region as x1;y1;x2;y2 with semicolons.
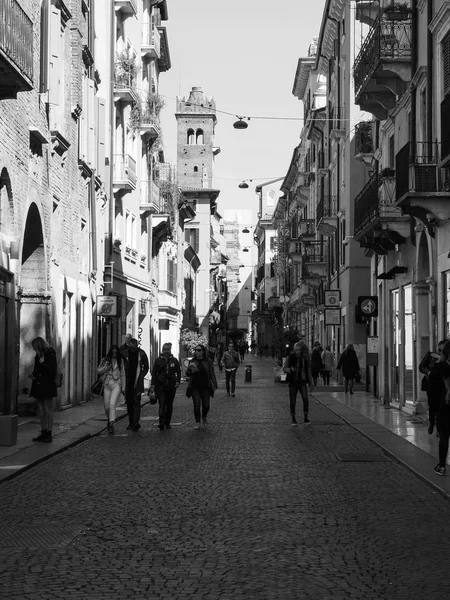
159;0;327;218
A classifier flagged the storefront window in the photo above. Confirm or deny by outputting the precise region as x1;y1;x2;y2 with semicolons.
391;289;400;403
404;285;414;403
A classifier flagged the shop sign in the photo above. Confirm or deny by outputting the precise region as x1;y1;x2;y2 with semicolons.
324;308;341;326
97;295;118;317
357;296;378;317
324;290;341;307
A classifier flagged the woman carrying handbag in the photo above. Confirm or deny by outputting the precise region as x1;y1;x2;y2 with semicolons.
186;344;217;429
97;345;126;434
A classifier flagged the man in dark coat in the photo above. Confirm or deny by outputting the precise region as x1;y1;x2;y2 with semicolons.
150;342;181;430
283;340;314;425
337;343;360;394
121;338;149;431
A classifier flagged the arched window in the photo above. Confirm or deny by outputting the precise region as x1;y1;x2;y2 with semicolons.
187;129;194;144
196;129;204;144
193;166;198;173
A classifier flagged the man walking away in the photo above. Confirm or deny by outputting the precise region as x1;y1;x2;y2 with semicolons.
121;338;149;431
283;341;314;425
119;333;132;353
150;343;181;430
221;342;240;397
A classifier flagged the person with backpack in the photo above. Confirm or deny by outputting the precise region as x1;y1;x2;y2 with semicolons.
150;342;181;431
283;340;313;425
29;337;58;443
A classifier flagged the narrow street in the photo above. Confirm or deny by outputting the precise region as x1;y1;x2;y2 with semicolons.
1;355;450;600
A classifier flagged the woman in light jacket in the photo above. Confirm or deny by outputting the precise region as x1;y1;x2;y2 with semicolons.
97;345;126;434
186;344;217;429
321;346;335;386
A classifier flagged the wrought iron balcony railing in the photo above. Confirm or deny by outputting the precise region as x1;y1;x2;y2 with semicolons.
141;23;161;58
0;0;33;94
353;14;412;101
317;195;337;222
355;121;375;155
113;154;137;189
303;241;326;263
396;141;444;201
354;171;379;238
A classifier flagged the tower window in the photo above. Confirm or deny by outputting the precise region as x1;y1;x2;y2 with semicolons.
187;129;194;144
196;129;204;144
193;166;198;172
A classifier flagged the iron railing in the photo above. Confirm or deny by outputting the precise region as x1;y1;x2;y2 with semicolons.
113;154;137;186
354;171;379;238
114;67;136;90
0;0;33;82
396;141;442;200
353;14;412;100
355;121;375;155
303;241;326;263
317;195;338;222
141;23;161;55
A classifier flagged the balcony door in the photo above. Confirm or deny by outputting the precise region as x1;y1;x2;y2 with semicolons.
390;289;400;404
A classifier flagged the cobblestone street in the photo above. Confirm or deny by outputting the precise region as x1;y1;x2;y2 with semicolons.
1;357;450;600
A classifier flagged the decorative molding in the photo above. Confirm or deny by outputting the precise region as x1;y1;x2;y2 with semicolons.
429;2;450;40
50;130;70;156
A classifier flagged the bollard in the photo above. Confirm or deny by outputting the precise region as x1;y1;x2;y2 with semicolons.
244;365;252;383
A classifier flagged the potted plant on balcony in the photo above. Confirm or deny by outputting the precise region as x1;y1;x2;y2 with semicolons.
383;2;411;20
129;101;141;135
115;47;138;88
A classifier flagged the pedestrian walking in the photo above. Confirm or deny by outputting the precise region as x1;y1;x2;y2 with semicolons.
150;342;181;430
251;340;256;355
121;338;149;431
119;333;132;353
419;340;446;435
221;342;240;397
97;345;126;434
432;340;450;476
238;341;245;362
310;341;323;386
186;344;217;429
283;340;313;425
271;344;276;359
337;343;360;394
216;341;224;371
29;337;58;443
208;344;216;363
321;346;335;385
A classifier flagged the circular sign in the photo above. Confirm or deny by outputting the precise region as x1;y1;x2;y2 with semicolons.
361;299;376;315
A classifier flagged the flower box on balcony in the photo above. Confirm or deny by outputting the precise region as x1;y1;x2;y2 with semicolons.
380;167;395;178
384;6;411;20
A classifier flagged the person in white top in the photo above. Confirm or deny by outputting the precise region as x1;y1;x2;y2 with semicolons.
97;345;126;434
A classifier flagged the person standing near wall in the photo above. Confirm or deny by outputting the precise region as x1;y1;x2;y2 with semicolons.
29;337;58;443
121;338;149;431
150;342;181;431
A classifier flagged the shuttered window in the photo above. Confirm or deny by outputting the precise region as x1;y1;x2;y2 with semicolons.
167;259;177;293
443;31;450;97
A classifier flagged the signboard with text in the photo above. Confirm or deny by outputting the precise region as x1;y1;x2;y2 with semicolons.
97;295;118;317
325;308;341;326
324;290;341;307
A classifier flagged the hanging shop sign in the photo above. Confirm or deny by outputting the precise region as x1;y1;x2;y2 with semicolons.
324;290;341;307
357;296;378;317
97;295;118;317
324;308;341;326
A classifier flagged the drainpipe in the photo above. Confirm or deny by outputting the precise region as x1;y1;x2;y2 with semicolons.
109;2;115;264
426;0;433;146
410;0;417;157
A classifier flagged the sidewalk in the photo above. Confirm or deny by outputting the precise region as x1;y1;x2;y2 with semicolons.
0;397;150;483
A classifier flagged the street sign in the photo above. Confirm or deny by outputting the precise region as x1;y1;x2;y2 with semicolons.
325;308;341;326
357;296;378;317
97;295;118;317
324;290;341;307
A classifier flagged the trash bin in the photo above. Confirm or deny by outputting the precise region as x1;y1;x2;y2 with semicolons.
245;365;252;383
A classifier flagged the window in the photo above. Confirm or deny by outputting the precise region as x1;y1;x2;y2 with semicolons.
167;259;177;293
185;228;199;253
389;135;395;168
187;129;194;144
196;129;204;144
193;166;198;172
443;31;450;97
125;210;136;249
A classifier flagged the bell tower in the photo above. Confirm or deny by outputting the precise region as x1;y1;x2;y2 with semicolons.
176;86;220;190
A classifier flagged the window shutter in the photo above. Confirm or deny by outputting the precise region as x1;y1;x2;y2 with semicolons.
87;79;96;167
96;97;106;181
443;31;450;97
48;7;60;105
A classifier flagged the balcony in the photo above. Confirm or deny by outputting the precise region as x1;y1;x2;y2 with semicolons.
141;24;161;59
114;0;137;15
354;121;375;164
302;241;326;278
354;170;406;254
316;195;337;236
296;173;311;206
298;219;316;239
113;154;137;192
114;69;139;104
141;110;161;140
157;27;171;72
289;282;315;312
353;14;412;120
441;94;450;166
395;141;450;224
140;180;161;217
0;0;33;99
